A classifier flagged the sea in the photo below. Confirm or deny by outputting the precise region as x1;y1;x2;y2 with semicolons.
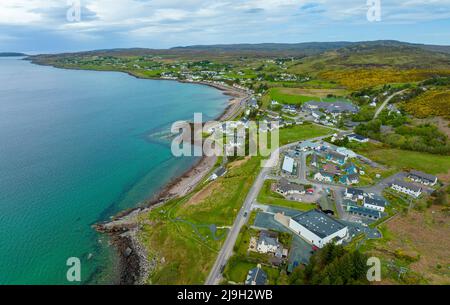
0;57;228;284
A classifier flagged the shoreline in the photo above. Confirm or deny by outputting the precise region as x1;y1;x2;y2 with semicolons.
28;59;251;284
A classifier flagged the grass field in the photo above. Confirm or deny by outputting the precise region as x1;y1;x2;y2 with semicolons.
139;156;262;284
257;180;316;211
262;87;349;109
279;123;333;145
354;144;450;178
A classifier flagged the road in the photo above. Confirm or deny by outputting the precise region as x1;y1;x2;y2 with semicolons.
374;90;406;119
205;135;332;285
205;148;279;285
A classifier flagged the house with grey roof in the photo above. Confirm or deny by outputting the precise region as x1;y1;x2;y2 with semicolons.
288;210;348;248
256;231;280;254
245;265;267;285
348;206;382;220
363;197;387;212
210;166;227;181
408;170;438;186
390;180;422;198
314;170;334;183
348;134;369;143
345;188;364;201
276;178;305;196
326;151;347;165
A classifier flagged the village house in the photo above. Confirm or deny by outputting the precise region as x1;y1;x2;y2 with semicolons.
345;188;365;201
408;170;438;186
337;147;358;159
347;134;369;143
276;178;305;196
288;210;348;248
314;171;334;183
245;265;267;285
297;140;321;151
363;197;386;212
340;173;360;185
326;151;347;165
348;205;382;220
209;166;227;181
256;231;283;256
310;153;318;167
390;180;422;198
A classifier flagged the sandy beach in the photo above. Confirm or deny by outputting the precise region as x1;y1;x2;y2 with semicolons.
94;80;249;284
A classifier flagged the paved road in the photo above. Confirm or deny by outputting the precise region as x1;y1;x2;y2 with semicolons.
205;135;332;285
374;90;406;119
205;148;280;285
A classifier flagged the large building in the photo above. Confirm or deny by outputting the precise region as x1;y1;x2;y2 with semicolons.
282;156;296;174
288;210;348;248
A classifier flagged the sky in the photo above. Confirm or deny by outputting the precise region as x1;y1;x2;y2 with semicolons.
1;0;450;53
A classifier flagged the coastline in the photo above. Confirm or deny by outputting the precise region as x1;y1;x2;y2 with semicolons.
27;59;251;284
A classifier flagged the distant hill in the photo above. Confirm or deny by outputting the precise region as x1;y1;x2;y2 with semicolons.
0;52;27;57
171;40;450;55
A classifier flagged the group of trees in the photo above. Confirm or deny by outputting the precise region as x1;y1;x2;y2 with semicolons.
289;244;369;285
355;119;450;155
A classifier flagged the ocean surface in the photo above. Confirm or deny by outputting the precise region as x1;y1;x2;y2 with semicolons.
0;58;228;284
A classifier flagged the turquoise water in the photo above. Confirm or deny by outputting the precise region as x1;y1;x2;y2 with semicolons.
0;58;228;284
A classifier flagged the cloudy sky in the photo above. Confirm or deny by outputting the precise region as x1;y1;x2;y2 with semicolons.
1;0;450;53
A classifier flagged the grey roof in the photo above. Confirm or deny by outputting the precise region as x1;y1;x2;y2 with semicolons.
278;178;305;193
391;180;422;192
364;197;386;207
304;101;358;113
327;151;346;161
348;134;367;141
348;206;381;218
318;170;334;178
346;188;364;196
214;166;227;177
258;231;279;248
291;209;347;239
245;267;267;285
408;170;437;183
347;173;360;181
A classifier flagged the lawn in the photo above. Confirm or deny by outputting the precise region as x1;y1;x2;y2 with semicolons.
138;156;262;284
262;87;350;109
257;180;316;211
354;145;450;177
279;123;333;145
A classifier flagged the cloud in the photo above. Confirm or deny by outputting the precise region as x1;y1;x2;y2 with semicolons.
1;0;449;51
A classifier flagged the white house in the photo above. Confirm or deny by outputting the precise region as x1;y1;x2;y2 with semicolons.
345;188;364;201
390;180;422;198
336;147;357;159
288;210;348;248
347;134;369;143
408;170;438;186
256;231;280;254
314;171;334;183
363;197;386;212
276;179;305;196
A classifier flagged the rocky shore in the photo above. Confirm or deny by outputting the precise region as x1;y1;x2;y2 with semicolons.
92;83;248;285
